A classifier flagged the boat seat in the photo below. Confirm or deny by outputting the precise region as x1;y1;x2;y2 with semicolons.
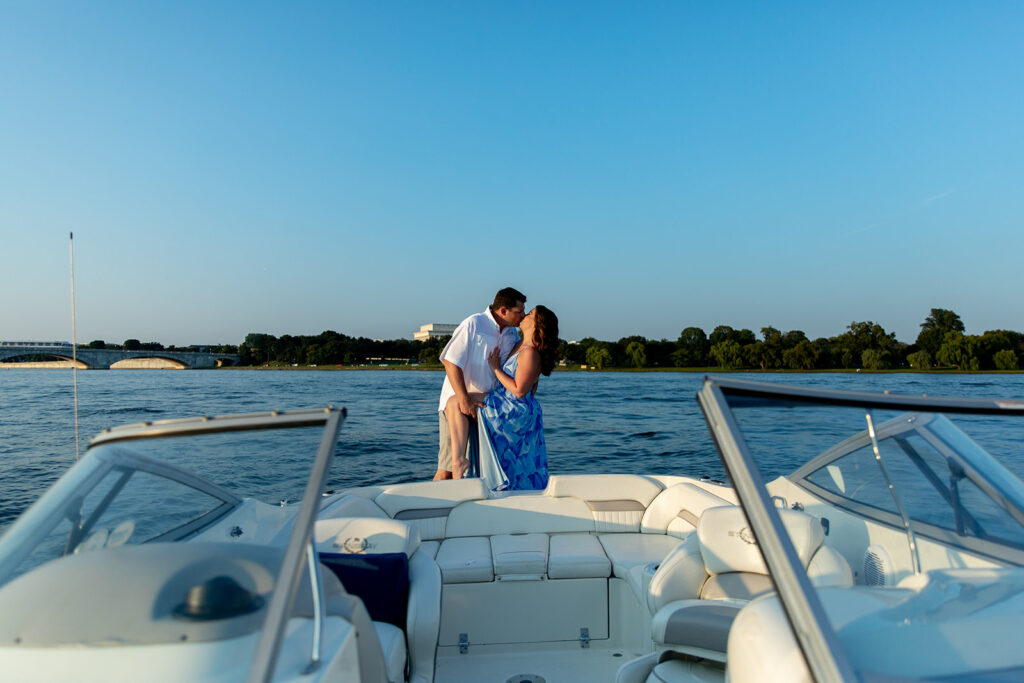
599;533;682;588
648;506;853;662
374;622;408;683
548;533;611;579
546;474;664;532
316;517;421;630
641;483;733;539
435;536;494;583
374;478;489;541
491;533;549;579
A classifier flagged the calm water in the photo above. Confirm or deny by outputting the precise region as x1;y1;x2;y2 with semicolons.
3;369;1024;532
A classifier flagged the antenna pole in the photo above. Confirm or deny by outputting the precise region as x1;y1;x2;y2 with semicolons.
70;232;80;461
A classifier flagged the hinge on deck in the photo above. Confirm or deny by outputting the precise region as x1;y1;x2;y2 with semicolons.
579;627;590;649
459;633;469;654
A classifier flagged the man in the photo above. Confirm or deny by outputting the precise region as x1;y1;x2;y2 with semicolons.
434;287;526;480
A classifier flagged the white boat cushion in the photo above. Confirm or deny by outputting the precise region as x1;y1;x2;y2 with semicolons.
445;496;595;537
651;598;745;661
641;484;731;538
435;537;494;583
374;621;408;683
491;533;549;578
697;506;824;576
374;479;489;541
547;475;664;533
548;533;611;579
647;534;708;612
598;533;682;579
416;540;440;560
806;545;855;588
314;517;420;557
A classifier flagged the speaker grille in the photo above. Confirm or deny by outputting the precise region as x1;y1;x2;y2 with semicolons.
863;545;893;586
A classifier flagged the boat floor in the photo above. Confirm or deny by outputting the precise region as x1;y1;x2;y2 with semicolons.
434;645;725;683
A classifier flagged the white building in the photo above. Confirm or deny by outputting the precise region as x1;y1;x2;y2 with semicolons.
414;323;457;341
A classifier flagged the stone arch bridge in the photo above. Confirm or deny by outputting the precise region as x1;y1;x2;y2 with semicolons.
0;345;238;369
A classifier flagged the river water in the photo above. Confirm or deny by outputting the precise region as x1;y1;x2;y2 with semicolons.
3;369;1024;532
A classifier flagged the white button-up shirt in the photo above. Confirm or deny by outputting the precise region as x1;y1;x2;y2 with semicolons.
438;307;521;412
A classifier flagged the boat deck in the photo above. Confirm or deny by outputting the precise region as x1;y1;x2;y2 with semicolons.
434;644;725;683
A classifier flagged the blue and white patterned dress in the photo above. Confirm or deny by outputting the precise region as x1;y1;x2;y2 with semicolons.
478;349;549;491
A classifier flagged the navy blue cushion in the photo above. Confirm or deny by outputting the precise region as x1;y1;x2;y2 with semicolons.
319;552;409;629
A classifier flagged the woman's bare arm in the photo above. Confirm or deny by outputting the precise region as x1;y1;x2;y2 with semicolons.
489;346;541;398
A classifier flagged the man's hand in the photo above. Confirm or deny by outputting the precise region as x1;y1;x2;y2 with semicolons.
457;393;482;417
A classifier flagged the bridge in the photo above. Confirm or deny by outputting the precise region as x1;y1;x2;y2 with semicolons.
0;344;239;369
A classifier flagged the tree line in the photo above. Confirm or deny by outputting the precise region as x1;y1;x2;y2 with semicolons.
231;309;1022;371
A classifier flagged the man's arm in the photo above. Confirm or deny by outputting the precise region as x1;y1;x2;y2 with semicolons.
443;359;483;416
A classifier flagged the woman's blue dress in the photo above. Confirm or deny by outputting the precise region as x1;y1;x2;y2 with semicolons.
479;350;549;490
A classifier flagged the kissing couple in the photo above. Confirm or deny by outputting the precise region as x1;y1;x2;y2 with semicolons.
432;287;559;491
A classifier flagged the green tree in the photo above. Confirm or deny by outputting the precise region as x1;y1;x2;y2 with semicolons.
994;349;1019;371
906;350;933;370
936;331;980;370
861;348;890;370
673;327;709;367
625;341;646;368
710;340;744;369
123;339;141;350
586;344;612;369
87;340;106;349
917;308;965;356
783;340;819;370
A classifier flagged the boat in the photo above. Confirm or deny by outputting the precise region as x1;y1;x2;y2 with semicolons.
1;376;1023;681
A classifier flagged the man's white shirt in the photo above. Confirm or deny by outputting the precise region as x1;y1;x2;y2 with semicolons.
438;307;521;412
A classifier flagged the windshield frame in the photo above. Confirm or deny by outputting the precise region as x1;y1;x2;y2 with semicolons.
698;375;1024;683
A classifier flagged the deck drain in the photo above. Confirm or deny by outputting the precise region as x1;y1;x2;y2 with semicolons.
505;676;545;683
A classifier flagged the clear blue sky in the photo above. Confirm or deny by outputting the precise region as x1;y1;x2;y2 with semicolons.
2;2;1022;346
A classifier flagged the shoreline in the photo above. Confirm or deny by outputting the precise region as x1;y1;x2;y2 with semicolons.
218;365;1024;375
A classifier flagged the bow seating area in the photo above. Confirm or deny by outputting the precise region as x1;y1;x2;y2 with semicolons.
315;474;854;683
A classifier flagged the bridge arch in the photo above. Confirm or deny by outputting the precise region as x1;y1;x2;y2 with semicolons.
0;352;90;368
109;356;188;369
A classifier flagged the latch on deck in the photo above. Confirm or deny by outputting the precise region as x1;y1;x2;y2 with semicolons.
579;627;590;649
459;633;469;654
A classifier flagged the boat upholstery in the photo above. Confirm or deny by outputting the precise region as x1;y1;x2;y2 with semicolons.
445;495;596;536
546;474;664;532
491;533;549;579
374;622;409;683
314;516;421;556
373;479;489;541
435;536;494;583
647;505;853;661
641;483;734;538
548;532;612;579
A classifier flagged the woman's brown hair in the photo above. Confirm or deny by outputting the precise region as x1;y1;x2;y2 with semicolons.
532;305;560;376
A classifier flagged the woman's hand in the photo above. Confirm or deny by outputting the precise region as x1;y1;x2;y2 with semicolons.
488;346;501;371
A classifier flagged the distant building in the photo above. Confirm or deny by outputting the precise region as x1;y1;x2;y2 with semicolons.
414;323;457;341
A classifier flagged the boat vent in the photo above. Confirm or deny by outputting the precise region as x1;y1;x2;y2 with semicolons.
505;676;545;683
863;545;894;586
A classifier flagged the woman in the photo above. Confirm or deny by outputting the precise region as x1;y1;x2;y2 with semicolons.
446;306;559;487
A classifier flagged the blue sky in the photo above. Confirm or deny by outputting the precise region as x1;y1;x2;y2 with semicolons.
2;2;1022;345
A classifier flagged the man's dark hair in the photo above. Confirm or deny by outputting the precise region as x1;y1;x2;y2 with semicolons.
492;287;526;310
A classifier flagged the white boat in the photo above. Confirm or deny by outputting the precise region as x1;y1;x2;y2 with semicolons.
1;377;1024;682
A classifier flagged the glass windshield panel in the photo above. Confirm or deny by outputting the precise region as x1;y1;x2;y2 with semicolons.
725;397;1024;564
109;426;328;505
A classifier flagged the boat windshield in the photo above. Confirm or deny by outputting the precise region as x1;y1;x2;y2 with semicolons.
698;377;1024;681
0;409;341;590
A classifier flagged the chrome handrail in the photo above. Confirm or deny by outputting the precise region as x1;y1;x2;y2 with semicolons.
302;541;325;674
246;406;345;683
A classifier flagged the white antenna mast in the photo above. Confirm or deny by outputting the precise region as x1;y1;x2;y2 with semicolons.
70;232;80;461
